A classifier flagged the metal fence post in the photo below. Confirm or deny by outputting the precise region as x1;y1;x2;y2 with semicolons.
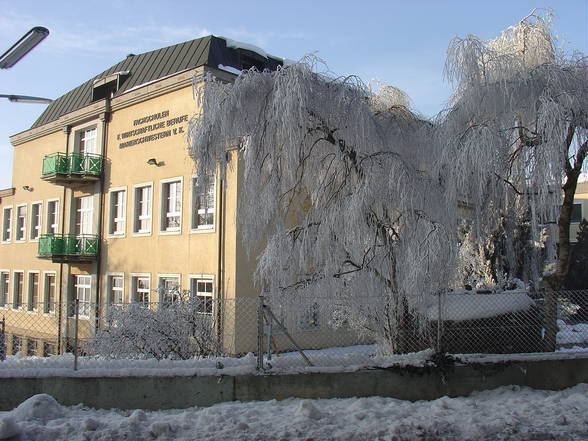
436;290;443;353
266;305;273;362
544;291;557;352
0;316;5;361
73;299;79;371
256;295;265;371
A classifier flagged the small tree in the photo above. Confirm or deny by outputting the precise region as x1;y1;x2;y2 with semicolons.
86;296;221;360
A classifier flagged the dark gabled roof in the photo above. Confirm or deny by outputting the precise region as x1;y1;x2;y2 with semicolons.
32;35;282;129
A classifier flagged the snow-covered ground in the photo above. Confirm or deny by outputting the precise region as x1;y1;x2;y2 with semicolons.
1;385;587;441
0;337;587;378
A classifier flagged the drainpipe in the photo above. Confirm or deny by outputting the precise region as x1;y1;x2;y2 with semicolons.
57;125;71;354
95;108;110;331
215;172;224;343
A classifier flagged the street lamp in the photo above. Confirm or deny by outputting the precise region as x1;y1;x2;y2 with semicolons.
0;94;52;104
0;27;49;69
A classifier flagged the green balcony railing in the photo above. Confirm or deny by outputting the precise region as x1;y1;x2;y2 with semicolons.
41;152;103;178
38;234;99;260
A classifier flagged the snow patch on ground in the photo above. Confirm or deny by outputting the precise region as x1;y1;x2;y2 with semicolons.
1;385;587;440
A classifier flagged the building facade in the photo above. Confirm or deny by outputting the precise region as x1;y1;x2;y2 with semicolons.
0;36;283;356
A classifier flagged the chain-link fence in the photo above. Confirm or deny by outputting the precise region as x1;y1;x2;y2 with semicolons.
0;289;587;372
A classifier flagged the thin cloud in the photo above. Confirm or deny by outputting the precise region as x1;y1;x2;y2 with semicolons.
0;8;308;59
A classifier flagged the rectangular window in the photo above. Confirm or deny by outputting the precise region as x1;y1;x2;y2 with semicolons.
571;203;583;223
13;272;23;309
158;276;180;304
43;341;56;357
44;273;56;314
132;275;150;304
26;339;38;357
0;272;9;307
75;275;92;316
11;335;22;355
2;207;12;242
161;180;182;232
16;205;26;241
28;272;39;311
78;127;97;155
75;196;93;235
46;200;59;234
109;190;126;235
108;275;124;304
30;202;42;240
134;185;152;234
190;277;214;314
191;178;215;230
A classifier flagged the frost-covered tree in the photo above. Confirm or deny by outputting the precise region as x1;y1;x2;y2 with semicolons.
440;10;588;290
188;58;455;351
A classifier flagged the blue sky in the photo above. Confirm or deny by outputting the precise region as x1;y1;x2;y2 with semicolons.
0;0;586;189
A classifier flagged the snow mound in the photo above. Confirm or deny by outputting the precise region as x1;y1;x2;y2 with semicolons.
0;416;20;440
427;291;535;321
11;394;64;423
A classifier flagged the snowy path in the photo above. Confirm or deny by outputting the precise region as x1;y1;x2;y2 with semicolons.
1;384;587;441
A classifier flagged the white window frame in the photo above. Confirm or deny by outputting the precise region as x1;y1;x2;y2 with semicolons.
106;273;125;305
30;201;43;241
42;271;57;314
15;204;27;242
132;182;153;235
74;275;92;317
189;275;215;314
46;199;60;235
76;126;97;155
157;274;181;304
190;176;215;232
1;206;12;243
27;271;40;312
0;270;9;308
13;270;24;309
160;177;183;234
75;195;94;235
131;273;151;305
108;187;127;237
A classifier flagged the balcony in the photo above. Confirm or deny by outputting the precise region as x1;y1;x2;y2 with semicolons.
41;152;103;185
38;234;99;263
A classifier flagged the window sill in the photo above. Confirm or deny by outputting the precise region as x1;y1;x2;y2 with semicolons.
132;231;152;237
159;229;182;236
189;227;215;234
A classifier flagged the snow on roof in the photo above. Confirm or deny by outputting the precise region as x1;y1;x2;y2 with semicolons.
426;290;535;321
221;37;269;58
218;64;242;76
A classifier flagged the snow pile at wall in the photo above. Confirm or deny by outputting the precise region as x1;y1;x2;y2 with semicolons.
426;290;535;321
1;385;587;440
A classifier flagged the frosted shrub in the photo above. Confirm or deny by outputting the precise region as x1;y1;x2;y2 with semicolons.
87;296;221;360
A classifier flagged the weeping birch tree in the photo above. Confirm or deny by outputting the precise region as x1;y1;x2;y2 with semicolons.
188;59;455;352
440;10;588;290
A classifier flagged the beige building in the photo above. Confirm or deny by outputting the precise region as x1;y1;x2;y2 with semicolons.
571;181;588;242
0;36;285;356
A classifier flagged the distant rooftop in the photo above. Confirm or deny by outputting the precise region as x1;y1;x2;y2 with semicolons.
31;35;283;129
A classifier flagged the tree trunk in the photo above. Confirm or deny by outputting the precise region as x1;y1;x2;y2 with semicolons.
543;170;581;351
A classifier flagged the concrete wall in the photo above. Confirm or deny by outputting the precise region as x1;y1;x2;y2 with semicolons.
1;356;587;411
